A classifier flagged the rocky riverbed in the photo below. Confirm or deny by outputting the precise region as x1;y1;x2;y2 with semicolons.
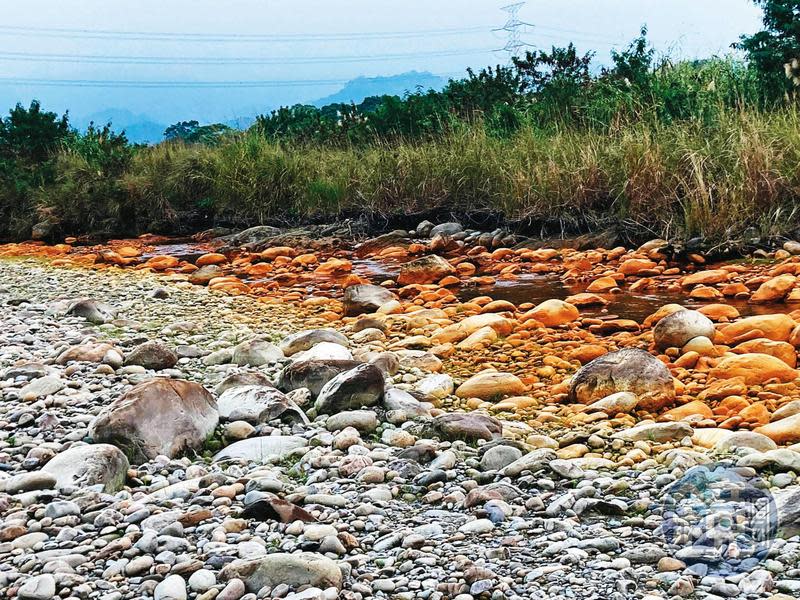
3;225;800;600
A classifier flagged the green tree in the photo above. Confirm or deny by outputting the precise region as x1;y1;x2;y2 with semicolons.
738;0;800;98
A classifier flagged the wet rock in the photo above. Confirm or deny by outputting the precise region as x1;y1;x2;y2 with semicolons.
313;363;384;415
278;360;361;396
232;338;284;367
653;309;716;351
89;379;218;462
220;552;343;592
41;443;129;492
124;340;178;370
343;284;397;316
188;264;222;285
569;348;676;412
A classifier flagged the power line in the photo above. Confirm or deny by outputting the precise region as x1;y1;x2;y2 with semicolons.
0;24;489;43
0;47;496;66
495;3;532;62
0;74;467;89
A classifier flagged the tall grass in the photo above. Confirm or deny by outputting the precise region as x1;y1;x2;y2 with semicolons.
20;104;800;245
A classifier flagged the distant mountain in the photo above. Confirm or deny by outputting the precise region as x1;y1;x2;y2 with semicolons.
311;71;448;107
72;108;167;144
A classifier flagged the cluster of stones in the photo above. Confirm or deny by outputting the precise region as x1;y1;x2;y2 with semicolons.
4;225;800;599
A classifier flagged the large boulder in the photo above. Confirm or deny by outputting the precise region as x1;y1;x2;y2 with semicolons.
279;329;349;356
653;309;716;351
292;342;353;363
455;372;526;400
719;314;796;343
755;413;800;445
232;338;284;367
89;379;218;462
41;443;129;493
343;284;396;316
217;385;307;424
220;553;342;592
314;363;385;415
123;341;178;371
568;348;676;412
214;372;273;396
66;299;117;325
277;359;361;397
397;255;456;285
523;299;579;327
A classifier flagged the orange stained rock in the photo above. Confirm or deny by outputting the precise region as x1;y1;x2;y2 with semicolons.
628;278;653;292
439;276;460;287
719;314;796;343
755;413;800;444
660;400;713;421
292;253;318;267
697;304;740;321
481;300;516;314
681;269;729;287
489;248;515;260
770;262;800;276
521;299;579;327
738;401;770;426
340;274;366;288
196;253;227;266
116;246;141;258
144;255;180;270
709;352;798;385
565;293;609;307
699;376;748;401
314;258;352;276
689;285;722;300
734;338;797;368
456;262;477;276
244;263;273;277
750;274;797;303
720;283;750;297
99;250;136;266
567;344;608;364
713;395;750;417
260;246;296;260
787;288;800;302
618;258;658;276
472;276;495;286
642;304;686;329
673;351;700;369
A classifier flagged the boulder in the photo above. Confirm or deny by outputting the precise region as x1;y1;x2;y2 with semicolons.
736;449;800;472
751;274;797;303
612;421;693;443
123;341;178;371
292;342;354;362
213;436;307;462
66;298;117;324
89;379;218;462
279;329;349;356
278;359;361;397
220;553;342;592
734;338;797;368
188;265;222;286
429;222;462;238
397;255;456;285
568;348;676;412
455;372;526;400
314;364;384;415
653;309;716;351
217;385;307;424
41;443;129;493
343;284;397;316
709;353;798;385
523;299;579;327
232;338;284;367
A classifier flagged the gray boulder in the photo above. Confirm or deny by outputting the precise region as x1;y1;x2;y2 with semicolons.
232;338;284;367
569;348;676;412
653;309;716;351
214;371;273;396
217;385;308;424
42;443;129;493
314;363;385;415
279;329;349;356
220;552;342;592
278;359;360;397
213;436;307;463
89;379;218;462
66;298;117;324
343;284;396;316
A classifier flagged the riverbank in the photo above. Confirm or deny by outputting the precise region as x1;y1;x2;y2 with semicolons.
3;226;800;599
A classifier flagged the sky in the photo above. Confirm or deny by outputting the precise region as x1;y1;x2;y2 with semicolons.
0;0;764;127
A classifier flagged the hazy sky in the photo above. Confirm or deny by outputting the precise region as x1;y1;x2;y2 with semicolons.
0;0;763;125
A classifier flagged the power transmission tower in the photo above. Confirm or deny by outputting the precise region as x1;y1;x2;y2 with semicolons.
495;2;530;63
